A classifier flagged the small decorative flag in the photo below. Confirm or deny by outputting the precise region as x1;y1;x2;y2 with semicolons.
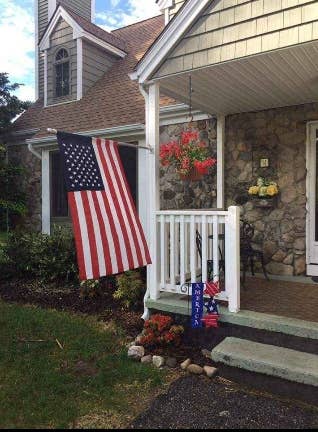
57;132;151;280
191;283;204;328
204;280;220;297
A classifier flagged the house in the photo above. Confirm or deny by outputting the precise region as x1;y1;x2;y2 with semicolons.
9;0;318;386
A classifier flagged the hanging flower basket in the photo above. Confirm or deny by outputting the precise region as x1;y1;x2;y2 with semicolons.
160;131;216;181
179;167;204;181
248;177;279;199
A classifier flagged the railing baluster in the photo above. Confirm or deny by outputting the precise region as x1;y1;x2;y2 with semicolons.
213;215;219;282
160;214;165;289
201;215;208;283
170;215;175;288
190;215;196;283
180;215;185;286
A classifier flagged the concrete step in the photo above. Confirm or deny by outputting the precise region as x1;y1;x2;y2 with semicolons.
212;337;318;387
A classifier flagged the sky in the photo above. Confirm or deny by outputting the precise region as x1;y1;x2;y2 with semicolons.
0;0;160;102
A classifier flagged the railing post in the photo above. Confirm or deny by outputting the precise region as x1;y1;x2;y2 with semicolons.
225;206;240;313
146;82;160;301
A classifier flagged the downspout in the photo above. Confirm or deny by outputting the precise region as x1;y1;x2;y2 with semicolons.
139;84;151;321
28;142;42;160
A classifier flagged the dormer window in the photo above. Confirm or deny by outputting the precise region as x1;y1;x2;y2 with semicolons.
55;48;70;97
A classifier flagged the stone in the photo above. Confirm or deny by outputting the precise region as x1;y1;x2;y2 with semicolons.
272;250;287;262
166;357;177;368
283;254;294;265
203;365;218;378
128;346;145;361
263;241;278;257
201;348;211;359
187;364;203;375
152;355;165;368
281;188;297;204
294;238;305;251
295;256;306;275
266;262;294;276
180;358;191;370
219;411;231;418
141;355;153;364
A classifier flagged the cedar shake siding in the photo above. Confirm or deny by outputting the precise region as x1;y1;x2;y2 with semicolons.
155;0;318;78
82;41;117;94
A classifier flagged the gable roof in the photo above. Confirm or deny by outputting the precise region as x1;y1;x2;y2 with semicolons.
13;15;173;140
39;3;127;56
132;0;211;83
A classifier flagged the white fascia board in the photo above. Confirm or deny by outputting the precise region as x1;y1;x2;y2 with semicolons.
82;32;126;58
77;38;83;100
91;0;96;23
34;0;39;100
48;0;57;21
39;6;126;58
39;6;83;51
134;0;212;84
156;0;174;11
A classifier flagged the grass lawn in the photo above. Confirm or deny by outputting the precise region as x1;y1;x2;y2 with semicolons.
0;301;165;429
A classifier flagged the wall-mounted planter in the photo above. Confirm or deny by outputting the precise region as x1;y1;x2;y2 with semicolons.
252;196;278;208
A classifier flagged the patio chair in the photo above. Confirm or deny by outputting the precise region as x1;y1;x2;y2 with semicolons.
240;220;269;284
195;230;225;282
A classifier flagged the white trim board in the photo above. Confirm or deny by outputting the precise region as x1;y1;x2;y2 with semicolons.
39;4;126;58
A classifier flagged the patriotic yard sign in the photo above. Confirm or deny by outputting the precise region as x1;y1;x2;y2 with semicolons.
57;132;151;280
191;281;220;329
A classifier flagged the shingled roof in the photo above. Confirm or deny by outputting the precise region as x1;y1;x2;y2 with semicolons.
14;15;172;140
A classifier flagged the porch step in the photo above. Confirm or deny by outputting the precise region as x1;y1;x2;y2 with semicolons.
146;293;318;340
211;337;318;387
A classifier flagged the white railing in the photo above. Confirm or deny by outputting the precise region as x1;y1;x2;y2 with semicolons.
148;206;240;313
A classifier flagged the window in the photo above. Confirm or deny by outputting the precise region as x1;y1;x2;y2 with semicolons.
54;48;70;98
51;152;69;218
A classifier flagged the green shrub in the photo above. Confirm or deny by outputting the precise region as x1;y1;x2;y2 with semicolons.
3;226;78;283
113;270;145;309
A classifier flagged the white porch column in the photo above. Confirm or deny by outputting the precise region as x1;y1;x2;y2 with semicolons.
146;82;160;302
42;149;51;235
217;114;225;209
225;206;240;313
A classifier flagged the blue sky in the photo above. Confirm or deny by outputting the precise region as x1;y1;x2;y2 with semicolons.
0;0;159;101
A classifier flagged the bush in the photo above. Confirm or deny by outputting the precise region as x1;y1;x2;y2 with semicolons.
3;226;78;283
113;270;145;309
138;314;184;348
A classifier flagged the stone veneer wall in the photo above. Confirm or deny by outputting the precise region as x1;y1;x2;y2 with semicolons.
224;103;318;276
159;118;218;210
8;144;41;231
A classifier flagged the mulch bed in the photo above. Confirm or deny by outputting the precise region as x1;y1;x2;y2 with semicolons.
131;375;318;429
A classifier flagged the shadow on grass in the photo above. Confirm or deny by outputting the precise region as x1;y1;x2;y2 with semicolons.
0;301;164;429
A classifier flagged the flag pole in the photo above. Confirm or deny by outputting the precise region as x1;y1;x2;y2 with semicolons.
47;128;153;152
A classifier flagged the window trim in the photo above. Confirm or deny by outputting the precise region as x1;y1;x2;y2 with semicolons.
54;47;71;99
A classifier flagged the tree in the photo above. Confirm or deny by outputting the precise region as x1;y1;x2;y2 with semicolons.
0;73;31;230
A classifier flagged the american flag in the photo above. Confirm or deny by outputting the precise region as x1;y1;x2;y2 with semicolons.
57;132;151;280
204;280;220;297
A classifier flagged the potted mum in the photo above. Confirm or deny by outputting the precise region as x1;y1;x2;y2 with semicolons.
160;131;216;181
248;177;279;207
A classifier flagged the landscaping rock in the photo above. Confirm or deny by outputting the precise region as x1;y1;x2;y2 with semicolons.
180;358;191;370
187;364;203;375
203;365;218;378
141;355;153;364
128;345;145;361
153;356;165;368
166;357;177;368
201;348;211;359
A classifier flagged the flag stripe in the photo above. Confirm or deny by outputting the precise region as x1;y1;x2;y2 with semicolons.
111;142;151;264
81;191;100;279
87;191;106;277
104;141;141;268
74;192;93;279
92;191;113;275
68;192;86;280
94;138;128;271
99;140;135;270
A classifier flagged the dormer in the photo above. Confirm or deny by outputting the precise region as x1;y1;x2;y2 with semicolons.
38;4;127;107
156;0;185;25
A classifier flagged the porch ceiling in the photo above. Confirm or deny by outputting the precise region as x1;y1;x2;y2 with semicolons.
158;41;318;116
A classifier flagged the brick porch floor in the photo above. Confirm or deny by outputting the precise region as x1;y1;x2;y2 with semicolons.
241;277;318;323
